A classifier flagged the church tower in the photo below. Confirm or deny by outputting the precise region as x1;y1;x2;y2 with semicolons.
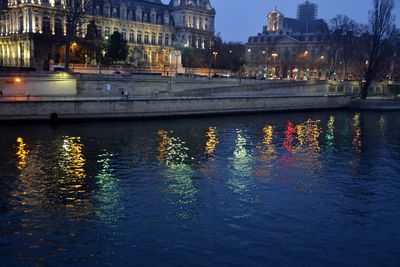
169;0;215;49
297;1;318;21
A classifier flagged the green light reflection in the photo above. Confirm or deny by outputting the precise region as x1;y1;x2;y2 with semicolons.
95;151;122;224
228;130;254;194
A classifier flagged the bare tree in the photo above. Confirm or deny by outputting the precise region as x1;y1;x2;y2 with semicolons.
362;0;396;99
328;15;362;80
64;0;91;71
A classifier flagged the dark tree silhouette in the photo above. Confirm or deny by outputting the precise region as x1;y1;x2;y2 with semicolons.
362;0;396;99
64;0;91;71
106;31;128;64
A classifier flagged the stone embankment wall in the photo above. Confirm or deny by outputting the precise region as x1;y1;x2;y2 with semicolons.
76;74;329;97
0;95;351;121
0;73;330;98
328;81;394;96
0;74;77;96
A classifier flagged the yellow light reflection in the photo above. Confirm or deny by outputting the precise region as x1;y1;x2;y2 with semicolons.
305;119;322;152
205;126;219;157
255;125;276;178
158;130;169;163
352;113;361;153
60;136;86;179
262;125;276;156
16;137;29;170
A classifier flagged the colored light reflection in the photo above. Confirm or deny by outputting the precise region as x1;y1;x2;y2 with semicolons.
352;113;361;152
95;152;122;223
158;130;169;163
325;116;335;151
60;136;86;179
255;125;276;178
284;122;295;152
205;126;219;157
229;130;253;193
16;137;29;170
306;119;322;152
158;130;197;207
262;125;276;156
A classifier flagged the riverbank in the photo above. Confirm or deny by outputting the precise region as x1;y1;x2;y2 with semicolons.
349;98;400;111
0;94;351;121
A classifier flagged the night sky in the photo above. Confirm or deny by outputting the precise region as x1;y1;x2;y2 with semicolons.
163;0;400;42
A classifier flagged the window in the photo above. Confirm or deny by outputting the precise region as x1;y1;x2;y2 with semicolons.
151;33;156;45
144;32;149;44
97;26;102;38
104;27;110;38
122;31;126;40
129;31;134;43
19;16;23;33
55;18;63;35
164;34;169;46
95;6;100;16
137;31;142;43
150;13;156;24
112;8;118;18
158;33;163;45
34;16;39;32
42;17;51;34
104;6;110;17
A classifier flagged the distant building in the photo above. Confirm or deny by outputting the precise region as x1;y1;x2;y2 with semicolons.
0;0;215;70
246;1;329;79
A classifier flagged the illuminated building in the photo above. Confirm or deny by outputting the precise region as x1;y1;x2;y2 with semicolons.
246;1;329;79
0;0;215;69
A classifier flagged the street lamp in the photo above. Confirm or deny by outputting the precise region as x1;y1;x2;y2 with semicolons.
247;49;252;77
162;49;166;76
272;52;278;77
99;49;106;74
212;51;218;76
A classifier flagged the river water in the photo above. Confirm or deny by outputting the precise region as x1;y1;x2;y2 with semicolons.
0;111;399;266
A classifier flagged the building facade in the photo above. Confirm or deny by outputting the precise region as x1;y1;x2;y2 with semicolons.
246;1;330;79
0;0;215;69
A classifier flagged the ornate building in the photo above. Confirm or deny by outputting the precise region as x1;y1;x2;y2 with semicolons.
0;0;215;69
246;1;329;79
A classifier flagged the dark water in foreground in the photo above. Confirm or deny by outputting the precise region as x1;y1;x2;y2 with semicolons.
0;111;399;266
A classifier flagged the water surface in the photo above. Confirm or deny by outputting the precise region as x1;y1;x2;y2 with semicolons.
0;111;399;266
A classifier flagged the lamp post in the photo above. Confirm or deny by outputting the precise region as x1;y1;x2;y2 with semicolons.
247;48;252;77
212;51;218;76
320;55;325;80
272;52;278;78
229;50;233;77
162;49;166;76
262;50;267;78
100;49;106;74
19;42;23;72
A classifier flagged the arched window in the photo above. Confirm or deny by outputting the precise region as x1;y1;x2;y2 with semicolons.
137;31;142;43
158;33;163;45
151;32;156;45
164;34;169;46
144;32;149;44
129;31;134;43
